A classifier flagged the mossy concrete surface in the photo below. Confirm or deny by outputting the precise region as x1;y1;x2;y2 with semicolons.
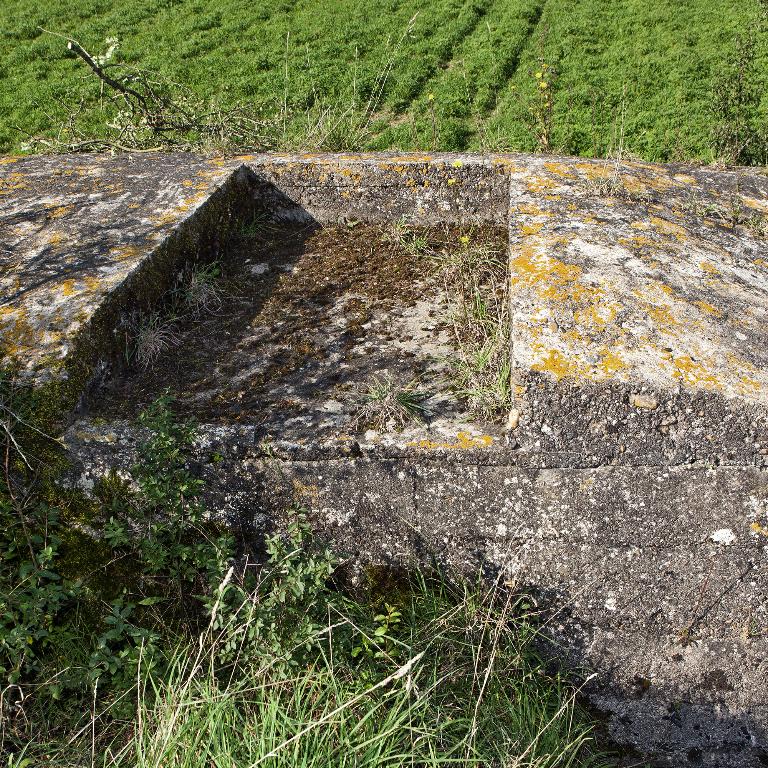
1;151;767;765
0;153;255;416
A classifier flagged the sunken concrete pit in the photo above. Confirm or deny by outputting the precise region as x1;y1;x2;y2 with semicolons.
2;152;768;766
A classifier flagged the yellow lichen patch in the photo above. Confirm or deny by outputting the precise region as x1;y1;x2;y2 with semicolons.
651;281;674;297
598;348;627;375
724;353;762;397
531;348;588;380
378;154;433;164
670;354;721;390
574;298;620;329
110;244;143;263
620;175;651;197
526;175;559;193
490;157;519;171
740;196;768;212
750;522;768;537
61;279;77;297
292;478;319;504
754;258;768;269
153;211;182;227
519;221;545;237
407;432;493;450
47;231;66;247
618;234;656;250
645;304;681;329
0;171;27;196
47;204;74;219
649;215;687;243
700;261;720;275
510;248;582;289
673;174;697;185
515;202;551;216
0;309;39;351
0;157;19;165
543;161;575;178
572;162;612;180
693;300;722;318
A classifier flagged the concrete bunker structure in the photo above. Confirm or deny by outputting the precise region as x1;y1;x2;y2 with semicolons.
1;152;767;766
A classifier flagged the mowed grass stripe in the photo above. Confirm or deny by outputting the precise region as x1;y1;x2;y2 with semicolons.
485;0;765;160
373;0;547;150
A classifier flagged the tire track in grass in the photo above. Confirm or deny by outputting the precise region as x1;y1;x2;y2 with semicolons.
477;0;550;148
471;0;547;117
382;0;496;115
376;0;547;149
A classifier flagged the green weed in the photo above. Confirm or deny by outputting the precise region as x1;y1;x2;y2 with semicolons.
431;233;512;420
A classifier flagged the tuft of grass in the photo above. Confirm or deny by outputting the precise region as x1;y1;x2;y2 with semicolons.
683;186;768;237
388;215;431;256
354;374;432;431
175;261;224;316
130;312;181;370
431;233;513;421
126;259;228;368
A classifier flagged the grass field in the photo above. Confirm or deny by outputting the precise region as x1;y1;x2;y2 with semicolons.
1;0;766;161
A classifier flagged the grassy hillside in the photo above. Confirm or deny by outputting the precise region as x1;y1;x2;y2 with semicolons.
0;0;766;162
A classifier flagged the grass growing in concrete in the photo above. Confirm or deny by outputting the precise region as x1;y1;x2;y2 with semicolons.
0;0;765;161
430;231;513;421
354;374;432;431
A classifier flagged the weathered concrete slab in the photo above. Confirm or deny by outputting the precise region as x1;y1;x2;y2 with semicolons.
0;153;254;409
506;156;768;475
2;151;768;765
508;158;768;402
246;152;510;224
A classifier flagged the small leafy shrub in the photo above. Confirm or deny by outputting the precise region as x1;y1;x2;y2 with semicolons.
0;370;79;702
211;515;341;667
0;385;235;744
0;502;77;690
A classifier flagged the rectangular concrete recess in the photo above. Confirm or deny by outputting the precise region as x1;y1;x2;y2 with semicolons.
2;152;768;767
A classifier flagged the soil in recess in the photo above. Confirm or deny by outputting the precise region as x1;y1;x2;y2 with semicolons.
92;222;508;427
